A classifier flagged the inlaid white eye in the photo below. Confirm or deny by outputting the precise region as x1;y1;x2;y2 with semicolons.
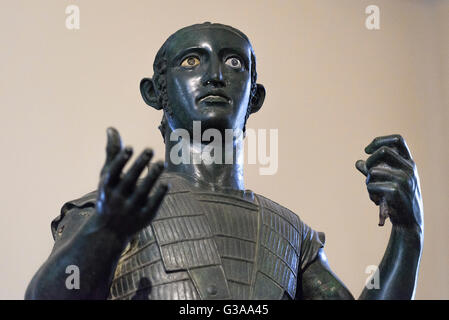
225;57;242;69
181;56;200;68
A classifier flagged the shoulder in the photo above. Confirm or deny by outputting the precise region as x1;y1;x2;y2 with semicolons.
51;190;97;242
50;172;189;241
255;193;324;238
255;193;325;268
255;193;304;232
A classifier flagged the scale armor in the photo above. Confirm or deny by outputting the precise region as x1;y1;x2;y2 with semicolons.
52;173;324;300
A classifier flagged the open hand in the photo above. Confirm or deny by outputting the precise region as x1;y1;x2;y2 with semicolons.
95;127;168;241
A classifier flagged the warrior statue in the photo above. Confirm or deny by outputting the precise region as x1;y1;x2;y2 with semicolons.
25;23;423;300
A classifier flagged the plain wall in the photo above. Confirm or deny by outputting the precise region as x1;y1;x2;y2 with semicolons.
0;0;447;299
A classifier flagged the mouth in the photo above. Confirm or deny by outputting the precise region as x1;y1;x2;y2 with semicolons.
198;93;230;104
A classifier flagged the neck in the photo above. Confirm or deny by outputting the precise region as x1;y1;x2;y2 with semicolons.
164;127;245;190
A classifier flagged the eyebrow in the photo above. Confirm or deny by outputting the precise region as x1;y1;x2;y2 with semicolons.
171;46;209;64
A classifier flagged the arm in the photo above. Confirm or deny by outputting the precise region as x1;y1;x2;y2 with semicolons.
356;134;423;299
300;249;354;300
359;224;422;299
25;128;168;300
300;229;422;300
25;213;130;299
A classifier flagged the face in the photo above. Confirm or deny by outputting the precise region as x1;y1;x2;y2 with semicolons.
164;26;252;134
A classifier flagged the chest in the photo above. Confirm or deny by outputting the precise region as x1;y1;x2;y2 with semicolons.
109;191;301;300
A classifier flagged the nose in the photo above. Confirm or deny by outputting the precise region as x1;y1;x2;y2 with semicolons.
202;57;225;88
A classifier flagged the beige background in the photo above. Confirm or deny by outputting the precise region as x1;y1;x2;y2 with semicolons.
0;0;447;299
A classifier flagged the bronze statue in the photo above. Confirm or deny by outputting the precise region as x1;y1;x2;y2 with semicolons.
25;22;423;300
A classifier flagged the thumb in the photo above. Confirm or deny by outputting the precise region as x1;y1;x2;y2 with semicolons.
355;159;368;176
101;127;122;175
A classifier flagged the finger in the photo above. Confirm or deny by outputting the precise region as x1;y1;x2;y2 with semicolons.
104;146;133;186
355;160;368;176
366;181;398;205
365;146;414;172
365;134;412;160
367;182;408;224
367;165;409;182
139;183;169;226
129;161;165;207
117;148;154;195
101;127;123;176
366;166;412;193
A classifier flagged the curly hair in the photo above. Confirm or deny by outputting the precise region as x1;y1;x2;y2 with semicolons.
152;22;258;141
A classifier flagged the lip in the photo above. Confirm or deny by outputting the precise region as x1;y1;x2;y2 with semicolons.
198;92;231;104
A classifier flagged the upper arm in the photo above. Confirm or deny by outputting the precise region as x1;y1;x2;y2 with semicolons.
50;206;95;254
50;191;97;252
26;192;98;299
297;248;354;300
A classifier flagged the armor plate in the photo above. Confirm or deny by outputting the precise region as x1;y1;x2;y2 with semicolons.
53;173;324;300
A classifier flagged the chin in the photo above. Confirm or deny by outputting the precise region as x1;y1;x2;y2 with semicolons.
198;117;232;132
196;113;245;133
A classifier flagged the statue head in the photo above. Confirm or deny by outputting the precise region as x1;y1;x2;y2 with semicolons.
140;22;266;141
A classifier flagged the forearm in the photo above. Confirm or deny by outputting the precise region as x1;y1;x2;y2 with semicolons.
25;215;127;300
359;224;423;300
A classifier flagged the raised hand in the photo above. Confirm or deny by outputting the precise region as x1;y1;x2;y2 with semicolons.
355;134;423;231
95;127;168;241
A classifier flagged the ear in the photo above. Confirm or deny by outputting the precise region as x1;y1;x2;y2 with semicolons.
140;77;162;110
249;83;265;114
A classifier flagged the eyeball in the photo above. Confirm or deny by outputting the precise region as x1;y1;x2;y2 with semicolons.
181;56;200;68
225;57;242;69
